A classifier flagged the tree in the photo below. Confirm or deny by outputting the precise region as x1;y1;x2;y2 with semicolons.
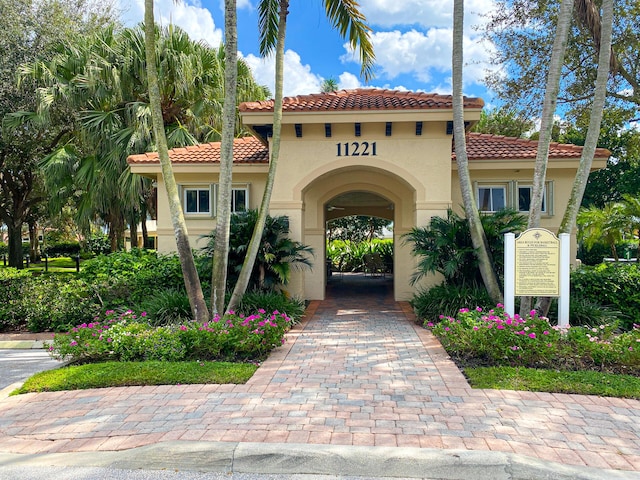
211;0;238;316
485;0;639;119
144;0;208;322
577;203;626;261
0;0;118;268
227;0;375;310
321;78;339;93
326;216;392;242
452;0;503;304
471;107;534;138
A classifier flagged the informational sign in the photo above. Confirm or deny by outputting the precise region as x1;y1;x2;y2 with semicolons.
514;228;560;296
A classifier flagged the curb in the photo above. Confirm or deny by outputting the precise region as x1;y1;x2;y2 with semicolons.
0;340;50;350
0;441;636;479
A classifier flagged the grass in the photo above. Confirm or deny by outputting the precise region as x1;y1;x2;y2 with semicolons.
11;360;257;395
464;366;640;399
0;257;81;273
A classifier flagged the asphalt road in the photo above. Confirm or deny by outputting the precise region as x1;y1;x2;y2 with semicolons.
0;349;61;390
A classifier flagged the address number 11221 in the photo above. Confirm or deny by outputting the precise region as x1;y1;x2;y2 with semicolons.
336;141;377;157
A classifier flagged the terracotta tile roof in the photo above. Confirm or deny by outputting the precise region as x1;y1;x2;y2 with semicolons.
239;88;484;113
127;136;268;164
461;133;610;160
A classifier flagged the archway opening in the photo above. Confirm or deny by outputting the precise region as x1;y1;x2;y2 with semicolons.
325;191;394;297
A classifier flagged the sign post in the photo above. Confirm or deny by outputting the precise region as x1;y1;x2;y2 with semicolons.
504;228;570;326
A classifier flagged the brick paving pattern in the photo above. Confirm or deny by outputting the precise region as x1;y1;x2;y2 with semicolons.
0;277;639;472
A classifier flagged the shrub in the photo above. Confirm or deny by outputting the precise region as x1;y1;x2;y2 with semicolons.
237;290;306;321
326;239;393;273
140;288;192;326
50;308;295;364
571;263;640;330
0;268;33;331
429;306;640;375
85;232;111;255
0;242;7;256
410;284;493;324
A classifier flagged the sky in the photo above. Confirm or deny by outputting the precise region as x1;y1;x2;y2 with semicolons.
120;0;500;101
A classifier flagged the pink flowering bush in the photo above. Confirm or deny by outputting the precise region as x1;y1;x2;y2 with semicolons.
50;309;293;364
429;305;640;375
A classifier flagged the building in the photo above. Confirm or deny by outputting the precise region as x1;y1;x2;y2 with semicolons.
127;89;609;301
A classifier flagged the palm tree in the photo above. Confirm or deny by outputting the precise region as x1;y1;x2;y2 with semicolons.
620;194;640;262
520;0;575;316
321;78;339;92
227;0;375;310
211;0;238;315
577;203;626;261
451;0;502;303
144;0;208;322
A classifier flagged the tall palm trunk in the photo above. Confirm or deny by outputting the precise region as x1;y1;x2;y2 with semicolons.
144;0;208;322
559;0;613;235
452;0;502;304
530;0;615;316
520;0;574;316
227;0;288;311
210;0;238;315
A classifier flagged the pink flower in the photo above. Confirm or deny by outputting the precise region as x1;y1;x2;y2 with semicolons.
476;307;483;312
180;325;188;331
497;325;505;330
444;327;450;332
528;333;536;339
496;303;504;308
427;322;434;327
473;326;479;331
543;331;549;335
141;312;147;317
70;341;78;346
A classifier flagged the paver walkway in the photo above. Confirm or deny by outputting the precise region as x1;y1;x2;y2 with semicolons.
0;276;639;472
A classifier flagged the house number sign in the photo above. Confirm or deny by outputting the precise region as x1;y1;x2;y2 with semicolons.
336;141;377;157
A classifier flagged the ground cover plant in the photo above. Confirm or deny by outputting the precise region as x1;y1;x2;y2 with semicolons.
428;305;640;377
49;308;295;364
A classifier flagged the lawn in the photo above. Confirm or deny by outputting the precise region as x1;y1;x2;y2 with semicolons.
12;360;257;395
1;256;82;273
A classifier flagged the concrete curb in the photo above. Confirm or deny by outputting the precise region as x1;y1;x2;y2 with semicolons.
0;441;637;479
0;340;50;350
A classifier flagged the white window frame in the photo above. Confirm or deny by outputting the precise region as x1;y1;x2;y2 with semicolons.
231;185;249;213
182;185;213;216
476;185;507;212
516;182;554;215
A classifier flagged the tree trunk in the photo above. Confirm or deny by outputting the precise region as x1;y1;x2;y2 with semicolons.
7;221;23;268
141;213;149;249
28;220;39;261
130;219;139;249
521;0;575;316
144;0;208;322
227;0;289;311
211;0;238;316
535;0;614;317
452;0;502;304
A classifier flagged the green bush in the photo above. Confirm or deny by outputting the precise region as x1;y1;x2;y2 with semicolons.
50;308;295;364
85;232;111;255
410;284;493;324
571;263;640;330
0;268;33;331
0;242;7;256
237;290;306;321
140;288;192;326
430;306;640;375
326;239;393;273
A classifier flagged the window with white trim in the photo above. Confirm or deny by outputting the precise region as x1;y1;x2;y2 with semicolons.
183;186;212;215
518;185;546;213
231;187;248;213
477;186;506;212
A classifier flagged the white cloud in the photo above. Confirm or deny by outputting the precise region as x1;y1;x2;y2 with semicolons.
120;0;223;47
342;27;495;89
359;0;495;33
337;72;362;90
242;50;324;96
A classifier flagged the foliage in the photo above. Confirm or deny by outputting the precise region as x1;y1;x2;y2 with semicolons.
326;239;393;273
139;288;193;326
13;361;257;394
411;284;494;324
577;203;627;261
202;210;313;292
326;215;392;242
405;209;526;286
236;290;306;321
85;232;111;255
471;107;534;138
80;249;187;306
429;306;640;376
49;308;295;364
464;367;640;399
571;264;640;330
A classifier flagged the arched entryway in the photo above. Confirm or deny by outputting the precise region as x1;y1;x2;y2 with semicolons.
295;163;419;302
325;191;394;298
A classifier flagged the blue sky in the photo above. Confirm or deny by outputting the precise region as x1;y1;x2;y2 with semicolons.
120;0;498;102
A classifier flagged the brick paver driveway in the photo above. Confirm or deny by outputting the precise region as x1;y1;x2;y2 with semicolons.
0;275;639;472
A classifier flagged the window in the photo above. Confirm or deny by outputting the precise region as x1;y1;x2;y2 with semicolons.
183;187;211;215
518;186;546;213
477;186;506;212
231;187;248;213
